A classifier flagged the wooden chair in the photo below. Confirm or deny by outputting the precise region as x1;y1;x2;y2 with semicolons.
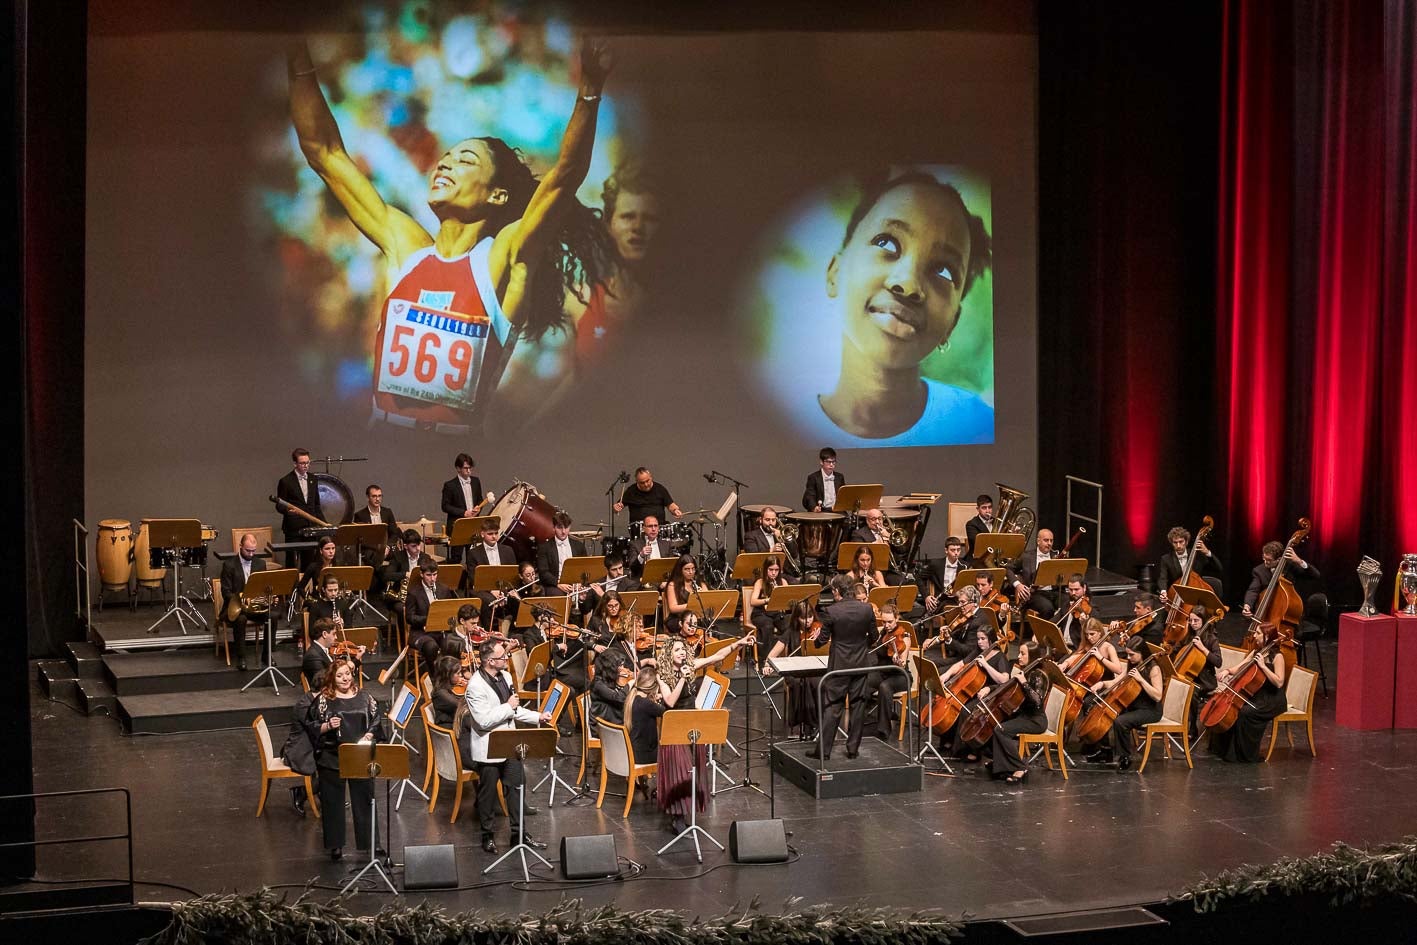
596;719;657;817
209;578;229;666
230;526;276;555
251;715;318;817
423;705;478;823
893;623;920;741
946;502;976;543
1136;678;1194;773
1018;686;1071;779
1219;644;1247;673
1264;666;1318;762
577;691;601;787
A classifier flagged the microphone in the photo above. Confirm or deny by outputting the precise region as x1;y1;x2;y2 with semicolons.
618;470;629;482
703;472;718;484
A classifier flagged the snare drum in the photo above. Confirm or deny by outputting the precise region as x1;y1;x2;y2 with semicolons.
134;520;167;589
490;482;556;562
786;512;844;560
96;519;134;590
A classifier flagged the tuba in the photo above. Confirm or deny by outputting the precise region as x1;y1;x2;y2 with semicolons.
985;483;1036;568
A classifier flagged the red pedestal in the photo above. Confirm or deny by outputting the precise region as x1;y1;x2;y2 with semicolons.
1394;614;1417;728
1335;612;1396;730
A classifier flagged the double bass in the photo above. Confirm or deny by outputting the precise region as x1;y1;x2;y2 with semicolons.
1160;515;1221;647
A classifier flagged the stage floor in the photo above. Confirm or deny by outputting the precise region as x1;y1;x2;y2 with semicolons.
26;631;1417;923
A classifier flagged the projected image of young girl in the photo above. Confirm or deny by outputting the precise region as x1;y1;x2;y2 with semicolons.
752;169;995;447
286;34;616;436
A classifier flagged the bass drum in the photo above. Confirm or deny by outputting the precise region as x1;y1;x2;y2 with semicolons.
315;473;355;525
134;520;167;589
490;482;556;563
96;519;134;590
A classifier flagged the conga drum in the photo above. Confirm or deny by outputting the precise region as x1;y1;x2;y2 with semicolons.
95;519;134;590
134;520;168;589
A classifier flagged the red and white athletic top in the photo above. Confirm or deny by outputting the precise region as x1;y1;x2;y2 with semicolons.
370;237;511;430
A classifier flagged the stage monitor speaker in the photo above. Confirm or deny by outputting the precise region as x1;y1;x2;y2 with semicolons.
560;834;620;879
403;843;458;889
729;819;788;863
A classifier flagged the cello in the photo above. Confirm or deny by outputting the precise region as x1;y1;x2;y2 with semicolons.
1196;622;1292;733
1160;515;1220;646
1069;642;1162;746
954;640;1049;747
1056;619;1126;725
923;623;1017;734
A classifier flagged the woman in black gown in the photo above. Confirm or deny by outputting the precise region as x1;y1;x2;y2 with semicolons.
762;600;822;739
1208;623;1289;763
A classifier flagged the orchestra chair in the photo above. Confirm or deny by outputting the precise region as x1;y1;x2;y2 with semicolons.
893;629;921;741
946;502;975;544
422;705;503;822
1218;644;1247;673
596;720;657;818
230;526;276;555
576;692;601;787
418;698;437;795
251;715;318;818
1294;594;1330;696
1018;686;1071;779
1136;678;1194;773
1264;665;1319;762
208;578;229;666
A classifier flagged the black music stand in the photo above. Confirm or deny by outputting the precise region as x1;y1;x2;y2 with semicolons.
656;708;731;862
321;564;382;625
337;741;408;896
482;727;558;882
913;656;955;772
142;518;208;635
240;568;299;694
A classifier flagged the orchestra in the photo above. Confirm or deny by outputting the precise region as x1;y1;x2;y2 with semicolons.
207;444;1330;855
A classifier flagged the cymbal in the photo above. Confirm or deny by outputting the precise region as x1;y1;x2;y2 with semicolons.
569;530;602;540
588;522;614;529
681;513;722;526
740;503;793;514
681;508;718;516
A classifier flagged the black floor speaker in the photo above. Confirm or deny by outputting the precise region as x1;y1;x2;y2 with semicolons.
403;844;458;889
560;834;620;879
729;819;789;863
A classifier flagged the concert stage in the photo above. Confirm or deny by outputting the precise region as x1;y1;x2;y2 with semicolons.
26;627;1413;927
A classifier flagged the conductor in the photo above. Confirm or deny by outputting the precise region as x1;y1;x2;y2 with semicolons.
808;574;878;761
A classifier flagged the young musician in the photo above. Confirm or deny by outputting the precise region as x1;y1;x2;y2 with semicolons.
1055;575;1091;648
276;448;325;568
404;556;450;666
1058;618;1124;678
988;660;1050;784
964;494;995;562
586;553;640;609
746;556;790;661
1208;624;1289;763
1127;593;1166;647
441;603;484;662
430;655;475;766
661;555;700;635
762;600;822;739
803;447;845;511
440;454;484;565
624;664;693;834
303;659;388;861
299;536;338;599
869;603;912;740
1243;542;1321;617
589;648;634;727
305;572;354;645
352;484;400;563
846;545;886;593
1179;606;1222;736
465;521;516;625
535;510;588;602
1157;525;1224;600
937;627;1013;758
1088;636;1164;770
922;536;966;613
302;617;340;690
465;638;553;855
380;529;425;603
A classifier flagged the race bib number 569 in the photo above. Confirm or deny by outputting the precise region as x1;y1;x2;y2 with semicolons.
376;298;490;410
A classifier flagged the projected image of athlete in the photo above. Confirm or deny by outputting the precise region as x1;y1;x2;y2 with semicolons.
288;39;613;436
814;173;994;445
566;163;661;368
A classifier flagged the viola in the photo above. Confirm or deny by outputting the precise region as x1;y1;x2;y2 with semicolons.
544;620;581;640
617;665;635;686
680;618;706;648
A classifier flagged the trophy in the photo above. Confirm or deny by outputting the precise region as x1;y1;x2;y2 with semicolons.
1357;556;1382;617
1401;555;1417;616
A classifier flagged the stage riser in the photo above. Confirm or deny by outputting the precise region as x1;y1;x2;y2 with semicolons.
77;680;117;717
771;742;922;798
36;660;77;702
90;626;302;653
103;655;397;697
118;695;299;735
66;641;106;678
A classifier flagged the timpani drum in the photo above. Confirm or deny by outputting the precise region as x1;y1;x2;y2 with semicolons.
134;520;167;589
490;482;556;562
96;519;134;590
786;511;844;560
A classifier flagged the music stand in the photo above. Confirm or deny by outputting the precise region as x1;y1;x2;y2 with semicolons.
516;596;570;628
835;541;891;574
337;741;408;896
912;656;955;772
969;532;1022;567
1036;557;1087;591
952;568;1008;595
449;515;500;553
1167;581;1224;619
474;563;519;628
870;584;918;615
559;555;607;616
528;680;578;803
656;708;731;862
731;552;773;583
424;599;463;649
143;518;208;634
384;673;428;809
321;564;382;624
239;568;299;693
640;557;675;589
482;727;559;881
832;484;884;514
1025;615;1068;657
617;591;662;630
336;522;388;569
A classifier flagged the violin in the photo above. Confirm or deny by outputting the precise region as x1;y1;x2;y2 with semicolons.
617;665;636;686
544;620;581;640
680;615;705;648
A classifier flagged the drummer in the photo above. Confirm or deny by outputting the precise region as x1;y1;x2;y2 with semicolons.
614;467;682;524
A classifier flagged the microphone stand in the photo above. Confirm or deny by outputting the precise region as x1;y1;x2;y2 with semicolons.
605;472;628;541
706;469;748;558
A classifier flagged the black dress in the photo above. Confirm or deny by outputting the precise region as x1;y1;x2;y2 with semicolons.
989;676;1048;773
774;622;820;737
431;686;475;768
1210;654;1288;762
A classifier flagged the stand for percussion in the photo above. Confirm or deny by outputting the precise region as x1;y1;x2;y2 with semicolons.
241;569;299;694
143;519;209;635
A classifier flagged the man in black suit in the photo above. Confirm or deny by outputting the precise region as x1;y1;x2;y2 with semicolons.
352;483;399;569
1243;541;1321;616
440;453;484;564
535;511;589;611
963;494;995;563
629;515;675;574
404;555;451;665
221;532;269;671
809;574;879;761
1157;525;1225;601
276;448;325;568
1008;527;1058;619
586;553;641;612
465;521;518;626
922;536;967;614
302;617;338;689
802;447;846;511
1128;592;1166;647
